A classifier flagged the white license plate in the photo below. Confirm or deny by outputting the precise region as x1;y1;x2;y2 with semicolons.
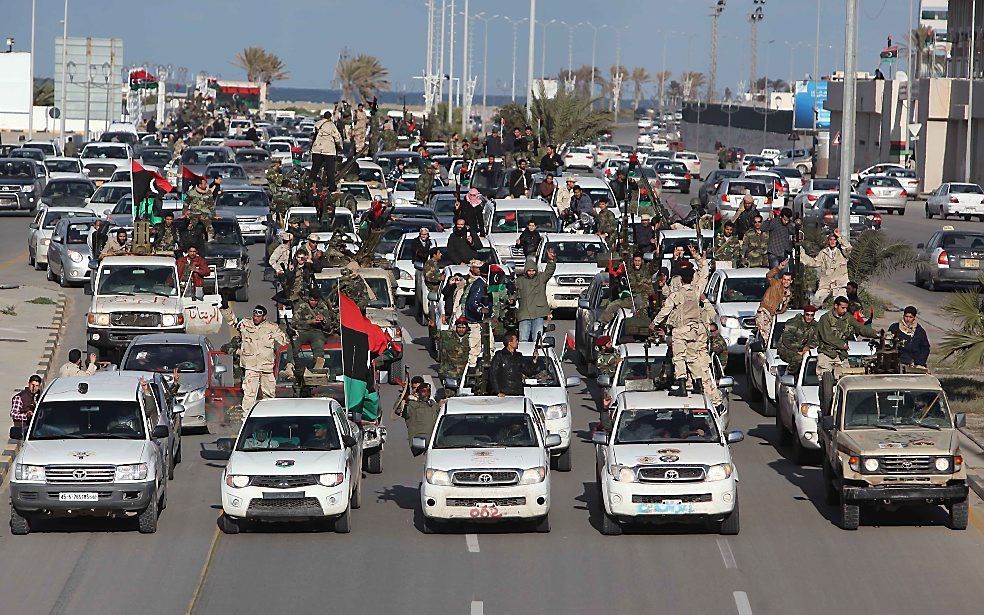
850;215;861;223
59;492;98;502
965;259;980;268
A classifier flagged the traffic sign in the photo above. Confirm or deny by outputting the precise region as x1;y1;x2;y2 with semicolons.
832;131;841;145
48;107;60;119
908;122;922;137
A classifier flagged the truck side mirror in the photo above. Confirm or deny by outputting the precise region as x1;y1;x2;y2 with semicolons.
591;431;608;445
9;425;23;441
410;436;427;456
597;375;611;387
749;340;764;353
954;412;967;429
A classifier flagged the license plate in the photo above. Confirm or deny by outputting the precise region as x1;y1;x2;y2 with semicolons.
663;180;677;186
850;215;861;223
262;491;305;499
59;492;98;502
469;504;503;518
965;259;980;268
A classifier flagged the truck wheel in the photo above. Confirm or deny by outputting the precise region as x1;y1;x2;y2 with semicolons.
234;286;249;302
167;453;175;480
46;265;55;282
137;492;159;534
819;371;835;415
776;410;791;445
553;447;572;472
59;269;71;288
218;513;241;535
175;441;182;464
34;258;45;271
791;432;810;466
350;476;362;510
822;456;838;504
9;507;31;535
365;450;382;474
761;395;775;417
601;510;623;536
948;498;969;530
745;370;762;402
333;506;352;533
532;515;551;533
839;494;860;530
719;501;740;535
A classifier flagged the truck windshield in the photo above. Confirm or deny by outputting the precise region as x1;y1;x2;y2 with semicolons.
843;389;952;430
432;413;537;448
29;400;146;440
615;407;719;444
720;278;769;303
490;210;559;232
97;265;177;296
125;344;205;373
0;160;36;178
237;416;340;451
543;240;607;263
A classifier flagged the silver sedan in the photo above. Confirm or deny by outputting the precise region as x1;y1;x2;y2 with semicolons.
45;215;95;287
856;175;908;214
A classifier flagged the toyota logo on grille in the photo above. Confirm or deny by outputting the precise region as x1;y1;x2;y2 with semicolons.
575;277;585;285
901;460;913;469
72;469;87;479
664;470;679;480
478;473;493;483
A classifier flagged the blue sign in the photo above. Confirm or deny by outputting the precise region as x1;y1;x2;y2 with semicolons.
794;81;829;131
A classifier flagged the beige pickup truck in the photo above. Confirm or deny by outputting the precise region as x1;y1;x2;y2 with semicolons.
818;373;969;530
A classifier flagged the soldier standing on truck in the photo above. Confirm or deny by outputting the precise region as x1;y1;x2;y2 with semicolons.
815;296;878;379
292;290;332;371
186;176;216;243
439;317;471;387
237;305;291;412
741;215;769;268
713;222;743;267
800;229;851;307
754;260;793;349
778;305;819;375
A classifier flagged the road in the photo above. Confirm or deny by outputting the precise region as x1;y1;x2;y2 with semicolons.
0;146;983;614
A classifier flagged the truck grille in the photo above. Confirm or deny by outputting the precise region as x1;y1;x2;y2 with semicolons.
446;497;527;507
740;317;757;329
632;493;713;503
0;185;20;192
247;497;321;513
85;163;117;178
451;470;519;486
111;312;162;327
637;466;706;482
557;275;591;286
250;475;317;489
45;465;116;484
877;456;936;474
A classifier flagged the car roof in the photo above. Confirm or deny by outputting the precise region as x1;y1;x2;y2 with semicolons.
247;397;341;418
837;373;942;391
443;395;529;414
43;371;153;402
541;233;605;243
716;267;770;279
94;181;131;189
571;176;610;187
46;176;93;183
616;390;712;410
129;333;207;345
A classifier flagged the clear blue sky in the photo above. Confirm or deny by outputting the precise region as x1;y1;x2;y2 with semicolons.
3;0;911;93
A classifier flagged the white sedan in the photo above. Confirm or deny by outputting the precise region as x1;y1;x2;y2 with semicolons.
925;182;984;220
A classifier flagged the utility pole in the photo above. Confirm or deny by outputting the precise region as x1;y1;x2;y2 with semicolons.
903;0;912;169
527;0;536;119
448;0;455;125
28;0;36;139
477;14;498;112
438;0;446;99
660;32;669;113
838;0;859;238
966;0;977;182
504;17;525;102
58;0;69;142
708;1;726;102
749;0;765;96
461;0;469;134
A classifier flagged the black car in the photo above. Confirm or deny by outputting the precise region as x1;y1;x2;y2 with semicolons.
39;177;96;208
653;160;692;193
807;194;882;236
0;158;47;213
141;147;173;168
198;218;250;302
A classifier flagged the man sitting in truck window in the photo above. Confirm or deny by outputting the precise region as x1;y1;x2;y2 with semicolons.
242;428;280;450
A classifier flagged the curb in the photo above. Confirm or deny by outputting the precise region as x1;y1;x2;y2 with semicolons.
970;475;984;501
0;292;67;487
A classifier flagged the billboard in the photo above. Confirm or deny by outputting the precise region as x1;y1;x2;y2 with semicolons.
793;80;829;131
0;53;32;115
54;37;123;128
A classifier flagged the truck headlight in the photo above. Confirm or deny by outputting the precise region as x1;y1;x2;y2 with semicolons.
799;404;820;419
184;388;204;404
545;403;568;419
162;314;182;327
87;312;110;326
21;184;33;192
519;466;547;484
225;474;250;488
934;457;950;472
224;258;239;269
848;455;860;472
40;238;50;246
721;316;740;329
14;463;45;482
863;458;880;473
399;268;413;280
318;473;344;487
609;464;636;482
115;463;149;481
955;452;963;472
425;468;451;485
705;463;734;481
68;250;84;263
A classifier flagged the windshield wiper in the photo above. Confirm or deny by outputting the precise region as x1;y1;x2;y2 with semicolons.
869;422;898;431
903;420;941;431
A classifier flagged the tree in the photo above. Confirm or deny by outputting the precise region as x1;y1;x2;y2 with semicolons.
629;67;651;111
493;102;527;135
608;65;628;111
911;26;945;78
33;79;54;106
334;54;391;103
666;80;683;105
233;47;289;84
529;85;612;147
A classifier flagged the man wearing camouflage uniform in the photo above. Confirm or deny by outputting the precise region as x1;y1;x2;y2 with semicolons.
266;159;284;195
741;215;769;268
186;177;216;243
599;290;636;325
713;221;742;267
153;211;181;256
338;264;372;312
594;335;621;379
292;290;332;371
282;250;313;304
399;381;439;446
423;247;444;293
439;317;471;386
778;304;819;375
595;196;619;250
626;253;657;306
800;229;851;306
324;230;352;267
415;163;437;203
708;321;729;371
353;103;369;154
816;296;878;379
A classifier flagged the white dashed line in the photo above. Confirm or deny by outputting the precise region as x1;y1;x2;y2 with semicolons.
733;591;753;615
466;533;480;553
717;538;737;569
470;600;484;615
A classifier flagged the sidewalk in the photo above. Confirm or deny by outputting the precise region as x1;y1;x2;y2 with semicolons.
0;285;67;484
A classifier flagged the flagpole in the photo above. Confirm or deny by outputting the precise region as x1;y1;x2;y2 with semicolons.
339;285;347;412
130;155;135;225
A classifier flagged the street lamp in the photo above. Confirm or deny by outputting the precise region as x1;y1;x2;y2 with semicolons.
473;13;499;113
581;22;608;101
502;16;527;103
539;19;557;79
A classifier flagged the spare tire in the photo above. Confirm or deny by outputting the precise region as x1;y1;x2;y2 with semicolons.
820;370;835;415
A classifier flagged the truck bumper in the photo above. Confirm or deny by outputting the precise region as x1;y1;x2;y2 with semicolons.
87;326;185;355
216;267;249;290
421;482;551;521
843;483;968;503
605;478;737;520
11;480;156;513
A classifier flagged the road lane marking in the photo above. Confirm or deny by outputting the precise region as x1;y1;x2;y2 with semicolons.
717;538;737;569
733;591;753;615
186;526;221;615
466;533;480;553
470;601;483;615
0;250;27;272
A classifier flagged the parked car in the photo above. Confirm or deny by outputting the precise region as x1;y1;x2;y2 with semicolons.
857;175;908;214
914;229;984;290
925;182;984;220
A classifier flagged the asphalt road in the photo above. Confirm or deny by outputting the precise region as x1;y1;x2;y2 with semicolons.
0;143;983;614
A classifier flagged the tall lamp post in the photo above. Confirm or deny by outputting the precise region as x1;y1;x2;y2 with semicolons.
474;13;499;113
58;0;69;142
526;0;536;120
503;17;527;103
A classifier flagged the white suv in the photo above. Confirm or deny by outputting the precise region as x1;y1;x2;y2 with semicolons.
593;390;744;535
203;397;364;534
536;233;608;310
412;396;561;533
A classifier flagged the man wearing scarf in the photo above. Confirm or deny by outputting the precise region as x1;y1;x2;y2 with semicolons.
887;305;930;368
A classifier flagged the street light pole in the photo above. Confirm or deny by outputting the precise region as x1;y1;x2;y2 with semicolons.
504;17;526;103
447;0;455;124
461;0;469;134
477;14;499;112
58;0;69;142
966;0;977;182
28;0;36;139
838;0;859;238
527;0;536;119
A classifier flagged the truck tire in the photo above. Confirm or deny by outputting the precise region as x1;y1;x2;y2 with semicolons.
761;394;775;417
137;492;159;534
745;369;762;402
9;507;31;535
839;494;860;530
948;498;969;530
218;513;241;534
234;286;249;302
365;450;382;474
601;510;623;536
819;371;835;415
553;447;572;472
719;501;740;535
533;514;551;533
791;432;810;466
776;410;791;445
350;476;362;509
822;456;838;504
167;452;175;480
333;506;352;533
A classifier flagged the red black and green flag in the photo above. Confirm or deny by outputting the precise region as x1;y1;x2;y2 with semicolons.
131;160;173;224
487;263;507;294
181;165;204;194
607;258;629;300
340;292;400;421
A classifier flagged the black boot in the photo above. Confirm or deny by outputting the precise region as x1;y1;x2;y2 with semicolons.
692;379;703;393
669;378;688;397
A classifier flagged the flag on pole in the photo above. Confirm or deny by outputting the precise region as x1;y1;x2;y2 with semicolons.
340;292;399;421
181;165;204;194
131;160;172;224
487;264;507;294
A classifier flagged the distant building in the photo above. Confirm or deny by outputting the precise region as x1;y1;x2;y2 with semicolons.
921;1;949;41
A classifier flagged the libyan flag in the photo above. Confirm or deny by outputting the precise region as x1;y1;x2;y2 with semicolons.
340;292;399;421
132;160;172;224
181;165;204;194
487;263;506;294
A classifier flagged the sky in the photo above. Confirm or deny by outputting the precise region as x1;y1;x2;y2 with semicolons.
3;0;912;95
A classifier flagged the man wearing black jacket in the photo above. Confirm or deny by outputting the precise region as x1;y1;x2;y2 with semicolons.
539;145;563;173
484;131;503;157
509;159;532;198
408;227;433;263
488;333;543;396
888;306;931;368
446;218;481;265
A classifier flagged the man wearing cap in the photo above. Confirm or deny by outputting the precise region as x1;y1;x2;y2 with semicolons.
888;305;930;368
237;305;291;412
555;176;576;215
778;305;819;374
400;381;440;446
816;296;878;379
292;290;332;371
409;227;433;264
595;196;618;250
415;162;437;203
515;248;556;342
439;317;471;385
539;145;563;174
800;229;851;306
594;336;621;379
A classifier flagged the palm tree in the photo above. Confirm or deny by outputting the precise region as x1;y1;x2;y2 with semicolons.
334;53;391;103
910;25;945;78
233;47;290;84
679;71;707;100
629;67;651;111
939;284;984;368
652;70;672;107
666;80;684;106
607;65;628;111
529;85;612;147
